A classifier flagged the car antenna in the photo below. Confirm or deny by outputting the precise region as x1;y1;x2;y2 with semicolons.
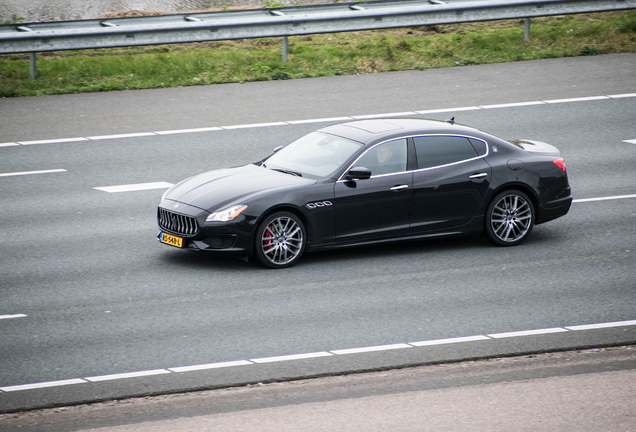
447;117;455;125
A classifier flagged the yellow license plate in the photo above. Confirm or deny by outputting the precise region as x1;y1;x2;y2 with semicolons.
161;232;183;248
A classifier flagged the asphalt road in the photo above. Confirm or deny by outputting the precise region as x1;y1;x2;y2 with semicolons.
0;54;635;414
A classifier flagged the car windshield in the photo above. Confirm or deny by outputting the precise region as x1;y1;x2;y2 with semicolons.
264;132;363;179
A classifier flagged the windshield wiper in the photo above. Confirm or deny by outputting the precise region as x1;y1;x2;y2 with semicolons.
271;168;303;177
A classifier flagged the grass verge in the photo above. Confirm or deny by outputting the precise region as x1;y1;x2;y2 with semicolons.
1;10;635;97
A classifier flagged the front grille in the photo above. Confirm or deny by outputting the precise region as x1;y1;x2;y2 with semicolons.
158;208;199;236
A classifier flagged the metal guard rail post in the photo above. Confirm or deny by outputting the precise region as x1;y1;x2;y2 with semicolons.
1;0;634;78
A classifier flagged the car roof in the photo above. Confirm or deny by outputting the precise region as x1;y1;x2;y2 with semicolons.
318;118;489;145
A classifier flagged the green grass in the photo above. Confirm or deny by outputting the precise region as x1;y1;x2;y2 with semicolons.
1;11;635;97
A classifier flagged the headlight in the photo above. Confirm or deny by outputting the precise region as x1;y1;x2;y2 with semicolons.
206;205;248;222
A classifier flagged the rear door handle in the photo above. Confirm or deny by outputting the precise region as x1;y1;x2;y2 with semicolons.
469;173;488;179
390;185;409;192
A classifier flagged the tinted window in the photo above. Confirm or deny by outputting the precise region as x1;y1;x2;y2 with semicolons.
414;136;479;169
469;138;487;156
353;139;408;176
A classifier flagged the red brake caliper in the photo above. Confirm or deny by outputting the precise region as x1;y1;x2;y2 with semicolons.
264;225;274;251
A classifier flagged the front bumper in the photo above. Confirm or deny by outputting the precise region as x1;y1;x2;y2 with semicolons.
157;230;253;256
157;200;255;256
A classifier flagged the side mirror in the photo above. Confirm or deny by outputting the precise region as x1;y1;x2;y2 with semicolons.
345;167;372;181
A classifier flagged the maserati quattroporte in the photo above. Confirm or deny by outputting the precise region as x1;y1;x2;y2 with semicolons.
158;118;572;268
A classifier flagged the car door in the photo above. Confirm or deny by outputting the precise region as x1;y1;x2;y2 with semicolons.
410;136;491;233
333;139;413;243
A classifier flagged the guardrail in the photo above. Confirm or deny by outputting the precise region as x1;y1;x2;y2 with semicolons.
1;0;634;78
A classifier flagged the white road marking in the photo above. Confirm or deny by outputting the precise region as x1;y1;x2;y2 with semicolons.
487;328;568;338
330;343;412;355
623;139;636;145
3;93;634;147
85;369;171;382
222;121;289;130
1;319;634;393
409;335;491;346
156;127;223;135
479;101;545;109
544;95;609;104
287;117;351;125
251;352;333;363
87;132;157;140
565;320;636;331
573;194;636;203
0;314;27;320
0;379;87;392
94;182;173;193
0;169;67;178
609;93;636;98
417;106;480;114
168;360;253;373
18;137;88;145
352;111;418;119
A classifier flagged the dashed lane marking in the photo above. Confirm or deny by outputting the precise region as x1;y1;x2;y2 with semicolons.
18;137;88;146
573;194;636;203
155;127;223;135
0;379;87;392
1;319;635;393
87;132;156;140
93;182;174;193
0;169;67;178
0;314;27;320
487;328;568;338
544;95;610;104
250;352;334;364
410;335;490;346
330;343;412;355
168;360;253;373
84;369;171;382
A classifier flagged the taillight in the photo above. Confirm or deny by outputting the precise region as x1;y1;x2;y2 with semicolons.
553;158;566;172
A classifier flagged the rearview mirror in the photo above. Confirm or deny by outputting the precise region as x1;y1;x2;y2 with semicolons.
345;167;372;181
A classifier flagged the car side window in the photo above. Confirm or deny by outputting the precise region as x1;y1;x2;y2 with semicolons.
354;139;408;176
414;136;479;170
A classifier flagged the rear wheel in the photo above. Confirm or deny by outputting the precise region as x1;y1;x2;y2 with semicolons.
484;190;534;246
254;212;306;268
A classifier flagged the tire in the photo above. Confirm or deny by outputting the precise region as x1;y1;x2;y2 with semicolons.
254;212;306;268
484;190;535;246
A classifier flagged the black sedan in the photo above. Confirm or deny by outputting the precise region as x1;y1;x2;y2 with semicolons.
157;118;572;268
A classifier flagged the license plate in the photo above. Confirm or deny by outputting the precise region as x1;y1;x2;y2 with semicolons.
160;232;183;248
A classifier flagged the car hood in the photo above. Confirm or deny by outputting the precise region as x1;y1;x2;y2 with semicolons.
163;164;315;211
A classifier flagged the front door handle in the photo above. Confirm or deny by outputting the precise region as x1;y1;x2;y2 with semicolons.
390;185;409;192
469;173;488;179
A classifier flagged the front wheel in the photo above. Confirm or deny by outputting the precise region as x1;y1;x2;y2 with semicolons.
254;212;306;269
484;190;535;246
